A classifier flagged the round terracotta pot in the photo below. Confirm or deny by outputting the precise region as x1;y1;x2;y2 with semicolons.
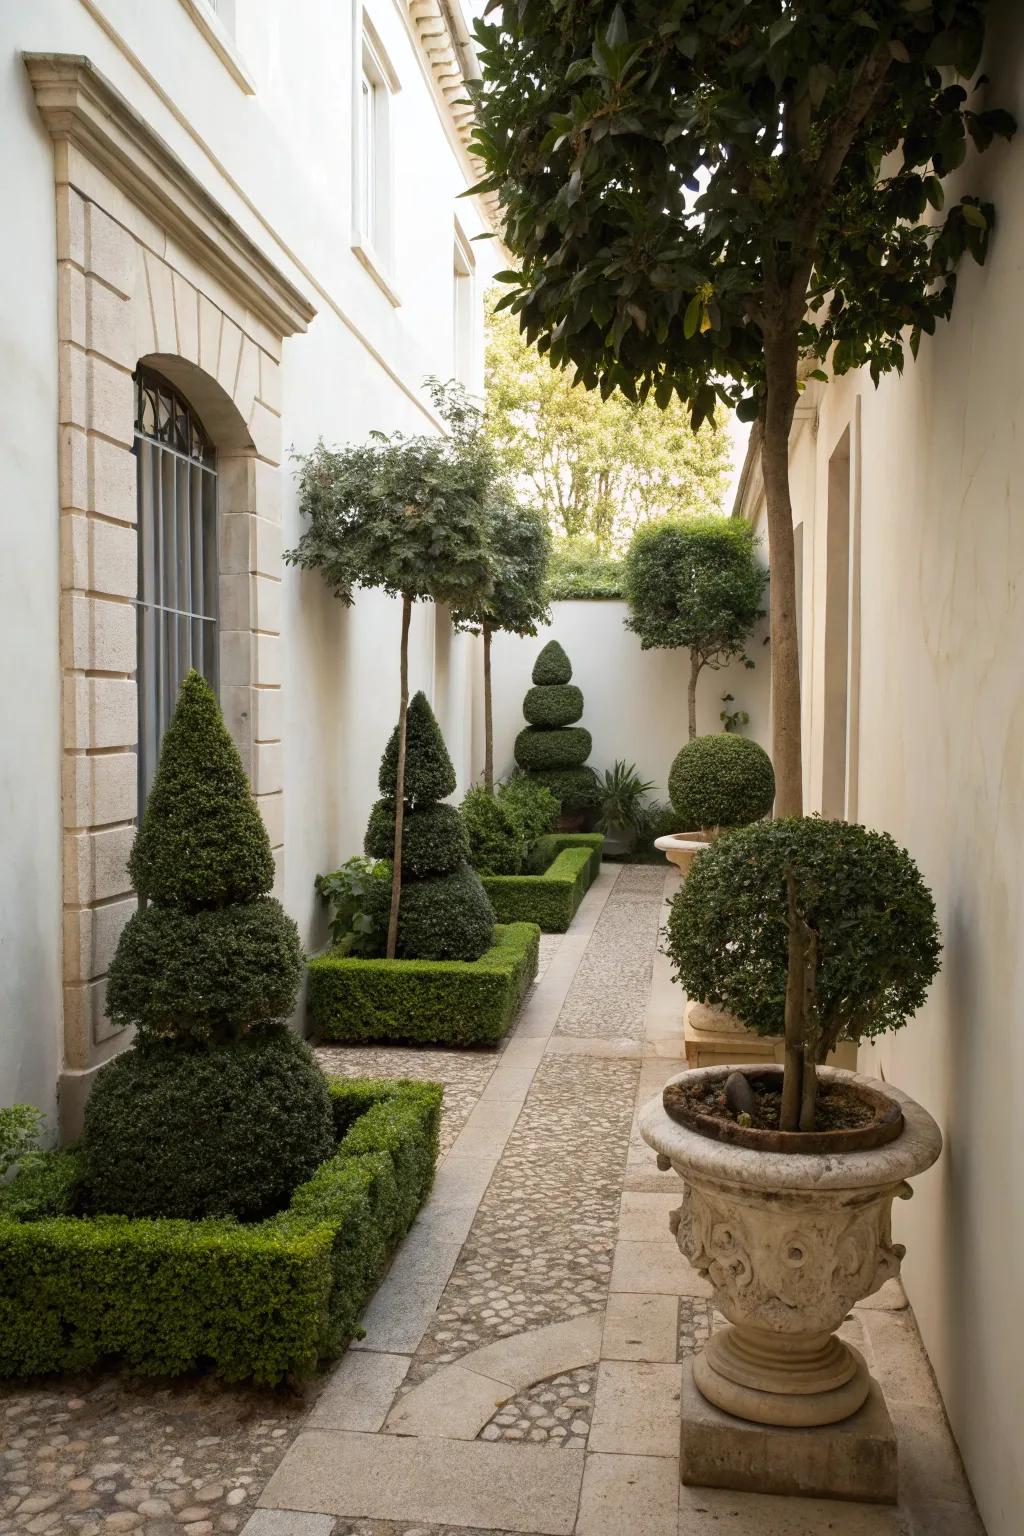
639;1065;942;1428
653;829;718;875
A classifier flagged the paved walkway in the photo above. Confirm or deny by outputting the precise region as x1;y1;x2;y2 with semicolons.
0;864;985;1536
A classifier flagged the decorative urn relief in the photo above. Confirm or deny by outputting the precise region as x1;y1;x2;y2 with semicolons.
640;1066;942;1428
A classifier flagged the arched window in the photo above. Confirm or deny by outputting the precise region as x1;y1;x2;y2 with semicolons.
133;366;219;807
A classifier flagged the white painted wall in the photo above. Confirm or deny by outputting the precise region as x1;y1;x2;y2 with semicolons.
0;0;496;1118
741;7;1024;1526
481;599;771;803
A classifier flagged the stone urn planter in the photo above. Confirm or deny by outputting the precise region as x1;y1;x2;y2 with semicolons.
654;829;717;875
640;1064;942;1428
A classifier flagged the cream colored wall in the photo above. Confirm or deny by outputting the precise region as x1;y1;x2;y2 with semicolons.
0;0;495;1121
743;9;1024;1527
482;599;772;803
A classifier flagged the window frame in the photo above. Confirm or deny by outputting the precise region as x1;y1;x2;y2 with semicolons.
452;218;477;385
352;11;401;306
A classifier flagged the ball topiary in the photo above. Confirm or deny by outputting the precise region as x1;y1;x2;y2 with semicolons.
105;899;304;1045
129;671;275;907
532;640;572;685
667;733;775;829
664;817;942;1056
379;692;457;805
369;692;494;962
522;683;583;728
81;1030;335;1221
461;787;524;876
515;725;592;771
365;799;468;878
396;864;496;961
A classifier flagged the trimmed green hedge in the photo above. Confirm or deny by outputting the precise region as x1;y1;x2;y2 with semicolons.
523;684;584;728
309;922;539;1047
515;726;592;771
0;1078;441;1385
482;835;604;932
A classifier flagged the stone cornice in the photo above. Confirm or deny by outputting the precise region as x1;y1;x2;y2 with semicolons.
404;1;501;234
24;52;317;339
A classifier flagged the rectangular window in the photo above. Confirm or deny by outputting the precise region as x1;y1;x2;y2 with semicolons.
453;223;475;385
352;16;400;303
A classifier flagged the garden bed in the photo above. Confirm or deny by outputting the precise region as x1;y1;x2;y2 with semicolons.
0;1077;441;1385
309;920;540;1046
480;834;604;931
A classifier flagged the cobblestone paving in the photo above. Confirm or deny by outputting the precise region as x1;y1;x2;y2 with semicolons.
476;1365;596;1449
314;1045;500;1157
0;1376;309;1535
553;884;664;1041
403;1052;638;1391
678;1298;720;1361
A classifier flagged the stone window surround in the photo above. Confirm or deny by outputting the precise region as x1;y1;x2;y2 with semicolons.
25;52;317;1135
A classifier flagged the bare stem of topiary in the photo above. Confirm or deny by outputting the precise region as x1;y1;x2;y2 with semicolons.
781;870;805;1133
798;928;821;1133
386;594;413;960
687;648;700;743
483;621;494;793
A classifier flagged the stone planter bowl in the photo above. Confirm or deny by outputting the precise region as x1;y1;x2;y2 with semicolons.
653;829;718;874
640;1065;942;1428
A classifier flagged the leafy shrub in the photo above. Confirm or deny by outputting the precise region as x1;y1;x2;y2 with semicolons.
129;672;274;907
310;922;540;1046
532;640;573;685
395;864;496;962
522;683;584;727
461;787;524;876
378;692;457;805
0;1107;43;1178
0;1150;82;1221
594;761;655;833
315;856;391;955
481;841;600;931
515;726;593;771
528;766;600;812
81;1031;335;1222
668;732;775;829
547;539;624;600
365;800;468;878
106;899;304;1044
0;1078;441;1384
497;773;559;843
664;818;942;1056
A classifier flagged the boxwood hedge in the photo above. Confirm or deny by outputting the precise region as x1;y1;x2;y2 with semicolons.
515;726;592;771
0;1078;441;1385
522;683;584;728
309;922;539;1047
481;836;604;932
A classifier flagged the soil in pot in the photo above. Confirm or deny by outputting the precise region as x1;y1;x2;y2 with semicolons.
663;1065;903;1154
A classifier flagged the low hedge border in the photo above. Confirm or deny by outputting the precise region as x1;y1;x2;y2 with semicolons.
308;921;540;1047
481;835;604;932
0;1077;441;1386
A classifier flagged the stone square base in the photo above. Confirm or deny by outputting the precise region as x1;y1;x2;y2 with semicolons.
680;1359;898;1504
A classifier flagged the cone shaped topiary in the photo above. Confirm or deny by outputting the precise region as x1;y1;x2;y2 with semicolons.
515;642;596;812
84;671;331;1222
368;692;494;961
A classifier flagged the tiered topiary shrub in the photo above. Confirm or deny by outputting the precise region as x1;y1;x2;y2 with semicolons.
668;732;776;832
81;671;333;1222
514;640;597;814
365;692;495;961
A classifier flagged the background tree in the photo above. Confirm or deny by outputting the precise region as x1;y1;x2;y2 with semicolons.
487;296;730;551
453;499;551;792
288;382;493;958
622;514;766;740
471;0;1014;815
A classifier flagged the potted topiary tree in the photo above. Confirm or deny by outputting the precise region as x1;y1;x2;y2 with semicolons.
514;639;597;828
80;672;334;1222
364;691;495;961
622;515;766;742
655;733;775;875
643;817;942;1435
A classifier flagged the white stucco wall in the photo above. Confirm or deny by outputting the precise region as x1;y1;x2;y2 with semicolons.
742;7;1024;1526
482;599;771;803
0;0;495;1120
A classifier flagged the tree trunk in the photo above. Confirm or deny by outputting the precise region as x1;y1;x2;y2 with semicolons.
761;330;803;817
483;622;494;793
780;870;805;1133
687;649;700;742
386;594;413;960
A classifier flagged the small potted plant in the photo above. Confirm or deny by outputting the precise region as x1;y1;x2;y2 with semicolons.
594;760;654;856
642;817;942;1429
655;732;775;874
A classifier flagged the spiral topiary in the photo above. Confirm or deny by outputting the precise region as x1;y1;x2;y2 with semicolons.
667;732;775;830
82;671;332;1221
515;642;597;812
369;692;495;961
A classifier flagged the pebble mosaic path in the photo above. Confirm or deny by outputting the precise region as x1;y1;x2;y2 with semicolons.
0;866;988;1536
